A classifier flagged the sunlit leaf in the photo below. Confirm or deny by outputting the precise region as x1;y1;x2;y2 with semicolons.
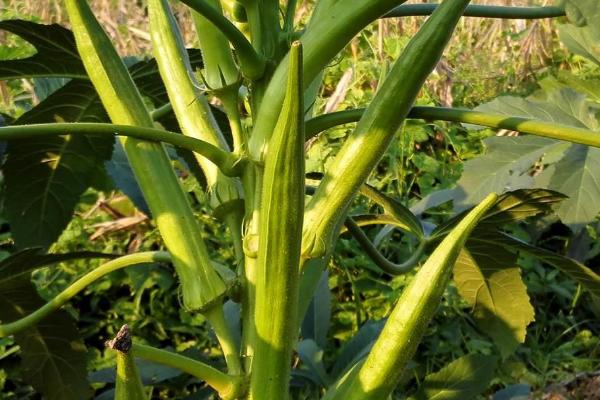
455;241;534;357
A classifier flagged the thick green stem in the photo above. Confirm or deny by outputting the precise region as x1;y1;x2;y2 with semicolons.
0;123;243;176
386;4;565;19
0;252;171;337
306;106;600;149
249;42;305;400
326;193;498;400
302;0;472;259
64;0;227;311
205;306;243;376
132;343;244;399
178;0;265;79
240;164;259;372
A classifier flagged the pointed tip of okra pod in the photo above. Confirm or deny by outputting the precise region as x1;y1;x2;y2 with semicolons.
105;324;132;354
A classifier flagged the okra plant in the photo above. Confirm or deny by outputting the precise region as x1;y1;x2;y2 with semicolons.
0;0;599;399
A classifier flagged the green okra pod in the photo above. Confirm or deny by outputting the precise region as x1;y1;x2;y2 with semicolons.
326;193;498;400
64;0;226;311
249;41;305;400
302;0;472;259
147;0;244;218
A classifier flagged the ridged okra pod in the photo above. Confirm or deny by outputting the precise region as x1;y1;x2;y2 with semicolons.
326;193;498;400
302;0;472;258
248;42;305;399
64;0;226;311
147;0;243;217
106;325;147;400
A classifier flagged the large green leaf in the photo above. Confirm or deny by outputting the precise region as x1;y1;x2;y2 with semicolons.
0;277;91;400
4;79;114;248
476;89;598;130
412;355;497;400
0;248;118;399
485;231;600;297
537;145;600;230
455;240;534;357
412;136;561;215
301;270;331;349
558;0;600;66
417;88;600;232
0;20;86;79
431;189;565;239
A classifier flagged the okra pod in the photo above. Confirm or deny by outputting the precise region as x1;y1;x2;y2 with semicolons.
327;193;498;400
64;0;226;311
147;0;244;218
302;0;472;258
249;42;305;399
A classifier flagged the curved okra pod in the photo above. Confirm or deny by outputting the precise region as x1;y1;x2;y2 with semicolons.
147;0;244;219
248;42;305;400
64;0;226;311
302;0;472;259
106;325;147;400
325;193;498;400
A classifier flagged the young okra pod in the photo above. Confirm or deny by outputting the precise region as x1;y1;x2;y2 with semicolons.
64;0;226;311
302;0;472;259
326;193;498;400
148;0;245;227
249;42;305;399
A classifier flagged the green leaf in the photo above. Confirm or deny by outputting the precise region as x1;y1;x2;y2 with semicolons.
0;20;86;79
539;145;600;231
558;0;600;66
412;355;497;400
4;79;114;248
418;88;600;231
0;249;114;398
296;339;330;388
479;189;566;227
330;320;385;379
360;184;423;238
489;231;600;297
0;280;91;400
414;136;561;214
475;89;598;130
455;240;534;357
432;189;564;239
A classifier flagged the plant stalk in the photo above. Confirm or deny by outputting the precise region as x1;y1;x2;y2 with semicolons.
132;343;244;399
306;106;600;149
0;123;243;175
387;4;565;19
